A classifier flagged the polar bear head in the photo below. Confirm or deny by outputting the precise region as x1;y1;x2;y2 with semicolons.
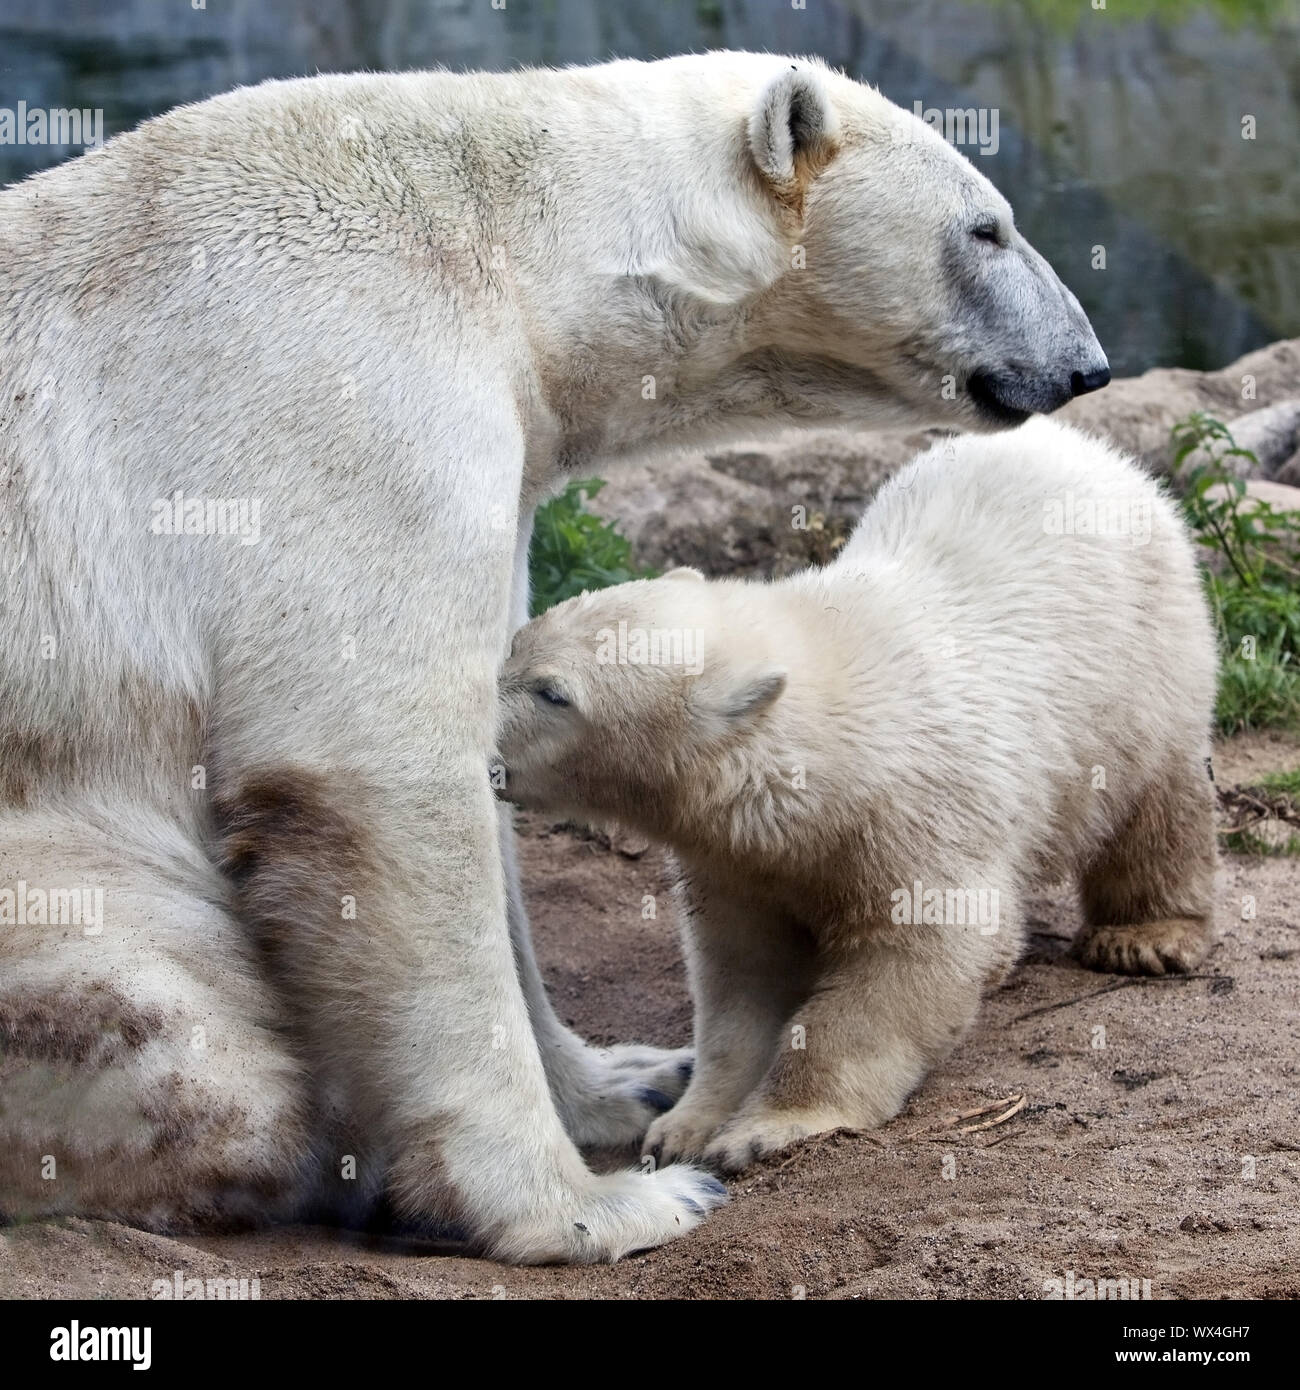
594;54;1109;438
496;569;783;836
742;58;1109;428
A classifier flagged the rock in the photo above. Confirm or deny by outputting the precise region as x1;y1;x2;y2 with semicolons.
1179;1213;1232;1234
1204;479;1300;513
1060;338;1300;474
592;337;1300;576
592;427;936;579
610;830;651;861
1227;401;1300;478
1276;449;1300;488
1175;399;1300;480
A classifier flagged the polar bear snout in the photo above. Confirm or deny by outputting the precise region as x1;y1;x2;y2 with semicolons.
968;357;1110;424
1071;364;1112;397
942;221;1110;428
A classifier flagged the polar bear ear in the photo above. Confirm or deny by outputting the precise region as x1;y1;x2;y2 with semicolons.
663;566;705;582
699;667;788;732
748;65;841;217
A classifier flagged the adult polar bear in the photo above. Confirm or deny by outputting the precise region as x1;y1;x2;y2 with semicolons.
0;53;1108;1261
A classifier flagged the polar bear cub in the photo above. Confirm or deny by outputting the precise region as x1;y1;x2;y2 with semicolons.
496;417;1218;1172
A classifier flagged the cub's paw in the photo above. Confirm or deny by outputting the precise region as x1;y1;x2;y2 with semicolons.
1076;917;1212;977
642;1104;730;1168
488;1163;727;1265
702;1109;821;1175
555;1045;694;1150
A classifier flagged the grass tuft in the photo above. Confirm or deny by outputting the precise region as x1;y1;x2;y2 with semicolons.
1172;412;1300;737
527;477;655;616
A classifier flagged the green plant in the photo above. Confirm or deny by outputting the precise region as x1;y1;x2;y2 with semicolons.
1172;412;1300;735
1220;826;1300;857
1256;767;1300;797
527;477;654;616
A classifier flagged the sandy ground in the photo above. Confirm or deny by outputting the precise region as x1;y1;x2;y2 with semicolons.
2;734;1297;1300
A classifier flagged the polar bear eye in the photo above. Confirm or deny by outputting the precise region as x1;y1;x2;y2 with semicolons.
971;220;1001;244
533;683;570;709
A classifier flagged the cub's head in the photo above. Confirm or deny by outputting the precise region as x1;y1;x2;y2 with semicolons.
726;56;1110;428
495;570;786;836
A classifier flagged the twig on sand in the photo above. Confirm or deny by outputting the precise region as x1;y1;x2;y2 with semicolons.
941;1096;1022;1127
755;1126;881;1181
955;1093;1026;1134
911;1093;1027;1142
1014;974;1229;1023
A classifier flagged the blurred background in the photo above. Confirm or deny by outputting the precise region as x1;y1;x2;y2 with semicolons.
0;0;1296;376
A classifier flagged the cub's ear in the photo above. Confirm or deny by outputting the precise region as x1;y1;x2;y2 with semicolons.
663;566;706;582
748;65;841;217
696;667;788;736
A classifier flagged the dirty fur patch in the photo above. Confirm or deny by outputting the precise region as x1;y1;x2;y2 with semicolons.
215;765;372;896
0;980;166;1067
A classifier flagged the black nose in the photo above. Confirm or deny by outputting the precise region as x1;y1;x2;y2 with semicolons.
1069;365;1111;398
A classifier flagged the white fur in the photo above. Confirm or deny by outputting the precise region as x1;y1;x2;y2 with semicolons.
498;419;1219;1172
2;53;1102;1259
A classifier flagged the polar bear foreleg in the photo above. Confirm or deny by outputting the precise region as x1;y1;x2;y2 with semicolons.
642;879;816;1166
701;917;998;1173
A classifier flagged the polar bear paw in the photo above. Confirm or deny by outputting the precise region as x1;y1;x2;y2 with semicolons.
1076;917;1212;977
550;1042;694;1150
643;1102;730;1167
486;1163;727;1264
701;1109;820;1174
